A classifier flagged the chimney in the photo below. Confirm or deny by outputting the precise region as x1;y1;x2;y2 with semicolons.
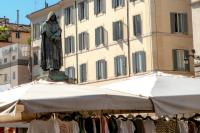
45;0;48;8
17;10;19;25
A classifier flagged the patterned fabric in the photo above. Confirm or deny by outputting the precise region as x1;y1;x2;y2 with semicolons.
155;119;179;133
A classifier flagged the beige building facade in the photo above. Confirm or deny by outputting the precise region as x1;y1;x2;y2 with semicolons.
191;0;200;76
28;0;194;85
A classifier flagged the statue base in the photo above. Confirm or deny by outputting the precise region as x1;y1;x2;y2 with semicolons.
48;70;66;81
36;70;67;82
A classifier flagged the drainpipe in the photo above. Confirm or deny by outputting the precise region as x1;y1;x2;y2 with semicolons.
75;0;79;84
126;0;131;77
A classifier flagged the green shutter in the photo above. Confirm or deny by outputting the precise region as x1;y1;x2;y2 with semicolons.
172;49;177;71
85;32;89;50
96;61;99;80
132;53;137;73
183;14;188;34
94;0;97;15
170;13;176;33
84;1;88;19
113;22;117;41
71;36;75;53
79;33;82;50
142;51;146;72
123;56;127;75
104;60;107;79
78;3;81;20
184;50;190;71
112;0;116;8
95;27;100;46
114;57;117;76
65;68;69;79
138;15;142;36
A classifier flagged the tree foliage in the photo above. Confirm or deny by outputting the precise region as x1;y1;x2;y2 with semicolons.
0;26;10;41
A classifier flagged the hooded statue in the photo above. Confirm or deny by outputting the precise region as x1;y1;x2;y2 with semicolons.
41;11;62;71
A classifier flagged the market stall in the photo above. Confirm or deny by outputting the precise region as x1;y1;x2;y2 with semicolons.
103;72;200;116
0;80;153;115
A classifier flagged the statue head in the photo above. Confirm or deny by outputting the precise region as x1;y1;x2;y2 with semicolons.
46;11;57;23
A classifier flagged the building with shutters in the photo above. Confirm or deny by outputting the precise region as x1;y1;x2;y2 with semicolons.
27;0;194;85
0;44;31;87
191;0;200;77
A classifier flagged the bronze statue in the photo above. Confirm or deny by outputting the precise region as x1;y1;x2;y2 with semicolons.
41;11;62;71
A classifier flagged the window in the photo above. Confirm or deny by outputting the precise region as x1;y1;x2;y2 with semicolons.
65;6;74;25
80;63;87;82
132;51;146;73
33;23;40;39
172;49;189;71
16;32;20;38
4;58;7;63
12;72;16;80
170;13;188;34
113;21;123;41
79;32;89;51
78;0;88;21
65;67;75;80
133;15;142;36
12;56;16;61
4;74;7;82
114;55;127;76
65;36;75;54
112;0;124;8
95;26;105;47
94;0;105;15
96;59;107;80
33;52;38;65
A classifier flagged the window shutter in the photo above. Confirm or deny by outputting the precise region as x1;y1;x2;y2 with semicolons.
123;56;127;75
79;33;82;50
65;68;69;79
101;27;105;45
119;21;123;40
85;32;89;50
133;16;137;36
112;0;116;8
71;36;75;53
70;7;74;24
84;1;88;19
78;3;81;20
95;28;100;46
120;0;125;7
72;67;75;79
114;57;118;76
83;64;87;82
96;61;98;80
142;51;146;72
183;14;188;34
132;53;137;73
137;15;142;36
172;49;177;71
104;60;107;79
65;38;67;54
113;22;117;41
184;50;190;71
94;0;97;15
101;0;105;13
170;13;176;33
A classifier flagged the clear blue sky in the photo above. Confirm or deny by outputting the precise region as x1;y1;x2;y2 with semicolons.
0;0;59;25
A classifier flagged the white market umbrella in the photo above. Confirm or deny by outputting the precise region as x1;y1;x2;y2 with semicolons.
103;72;200;116
0;80;153;115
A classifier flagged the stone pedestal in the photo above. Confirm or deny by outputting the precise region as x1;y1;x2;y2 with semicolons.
194;63;200;77
36;71;67;82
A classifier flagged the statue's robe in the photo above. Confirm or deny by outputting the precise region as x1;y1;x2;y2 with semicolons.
41;12;62;71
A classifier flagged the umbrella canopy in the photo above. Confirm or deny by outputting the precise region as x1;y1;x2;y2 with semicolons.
0;80;153;115
103;72;200;116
